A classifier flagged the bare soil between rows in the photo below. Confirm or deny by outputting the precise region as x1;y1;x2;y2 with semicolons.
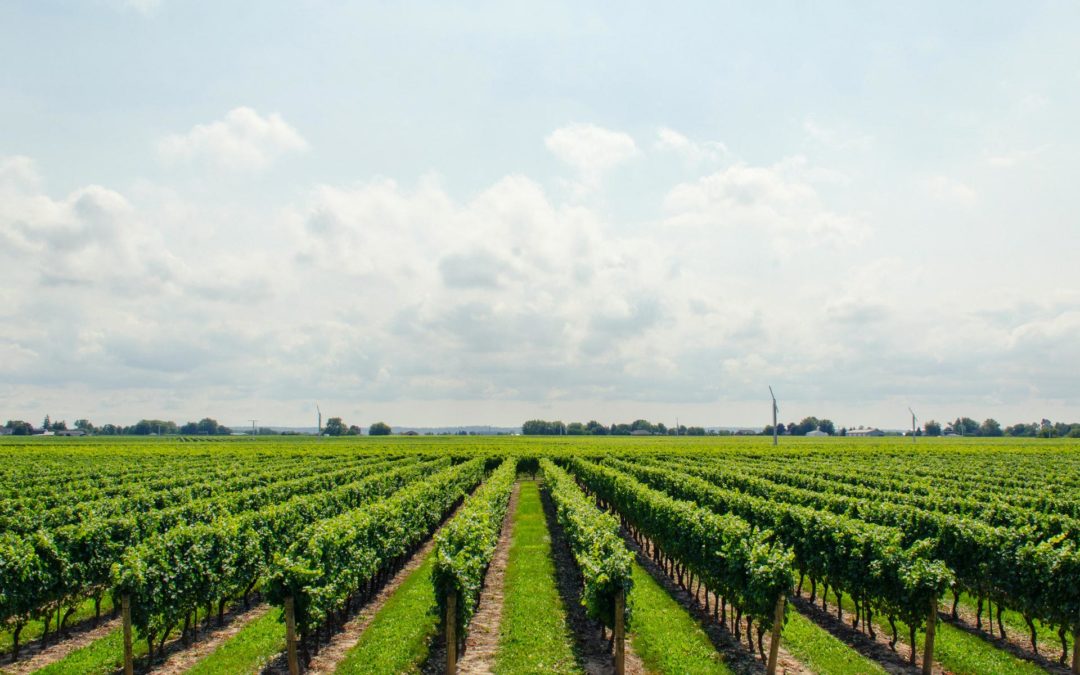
2;616;121;675
540;482;647;675
454;482;521;675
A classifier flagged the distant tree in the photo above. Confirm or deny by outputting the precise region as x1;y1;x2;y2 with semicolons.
585;420;608;435
979;418;1003;437
630;419;654;433
50;419;67;431
128;419;178;435
818;419;836;435
1068;426;1080;438
838;427;848;436
42;415;51;431
74;419;95;433
346;425;363;436
762;424;775;436
924;420;942;437
98;423;121;435
1005;422;1036;437
655;423;667;435
776;423;786;435
952;417;979;436
566;422;585;435
5;420;33;435
368;421;392;436
686;426;706;436
324;417;347;436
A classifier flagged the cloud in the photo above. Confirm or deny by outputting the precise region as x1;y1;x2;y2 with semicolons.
654;127;729;164
662;159;868;248
158;107;308;170
924;175;977;205
803;118;874;151
545;123;638;190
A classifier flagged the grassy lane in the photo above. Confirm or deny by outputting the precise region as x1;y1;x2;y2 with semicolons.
781;610;887;675
186;609;283;675
333;553;440;674
627;562;732;674
495;480;580;675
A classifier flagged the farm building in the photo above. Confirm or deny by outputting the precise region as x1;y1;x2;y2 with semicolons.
806;428;830;437
847;428;884;437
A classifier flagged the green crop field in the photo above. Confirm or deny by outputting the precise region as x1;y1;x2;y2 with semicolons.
1;435;1077;675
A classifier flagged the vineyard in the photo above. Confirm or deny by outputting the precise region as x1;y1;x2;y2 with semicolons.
1;436;1077;675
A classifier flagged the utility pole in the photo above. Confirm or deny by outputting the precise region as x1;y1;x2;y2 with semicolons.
909;408;918;444
249;419;258;437
769;386;779;447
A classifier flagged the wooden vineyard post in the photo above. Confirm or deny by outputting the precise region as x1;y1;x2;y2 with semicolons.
446;591;457;674
766;594;785;675
122;594;133;675
285;596;300;675
614;589;625;675
1072;628;1078;674
922;601;937;675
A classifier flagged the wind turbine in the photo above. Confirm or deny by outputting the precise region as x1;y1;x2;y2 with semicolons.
909;407;918;444
769;386;779;447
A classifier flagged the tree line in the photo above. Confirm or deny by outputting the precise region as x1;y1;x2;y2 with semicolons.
522;419;712;436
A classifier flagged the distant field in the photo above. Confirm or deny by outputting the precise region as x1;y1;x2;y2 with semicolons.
2;435;1077;674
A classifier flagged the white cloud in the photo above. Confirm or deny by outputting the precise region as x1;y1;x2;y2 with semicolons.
654;127;729;164
545;123;638;190
158;107;308;170
803;118;874;151
662;159;868;248
924;175;977;205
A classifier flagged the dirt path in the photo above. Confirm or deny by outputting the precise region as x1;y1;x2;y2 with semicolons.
941;601;1072;674
2;617;121;675
792;588;943;675
455;482;521;675
150;604;270;674
266;495;474;675
540;484;647;675
623;532;810;675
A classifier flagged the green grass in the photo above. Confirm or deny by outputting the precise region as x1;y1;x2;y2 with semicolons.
495;480;580;674
626;562;732;674
1;595;114;655
31;623;144;675
334;552;441;674
780;609;887;675
951;592;1073;656
186;607;284;675
812;589;1044;675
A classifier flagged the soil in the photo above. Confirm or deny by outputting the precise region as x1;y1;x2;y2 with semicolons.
2;617;121;675
265;492;476;674
455;482;521;675
540;483;647;675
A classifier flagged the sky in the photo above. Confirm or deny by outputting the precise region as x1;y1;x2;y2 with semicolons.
2;1;1079;430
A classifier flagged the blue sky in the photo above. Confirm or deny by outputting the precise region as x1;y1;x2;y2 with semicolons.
2;1;1079;429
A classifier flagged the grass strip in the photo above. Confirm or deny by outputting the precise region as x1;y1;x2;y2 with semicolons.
186;608;283;675
495;480;579;674
811;590;1045;675
32;623;144;675
333;553;440;674
627;561;732;674
780;610;887;675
